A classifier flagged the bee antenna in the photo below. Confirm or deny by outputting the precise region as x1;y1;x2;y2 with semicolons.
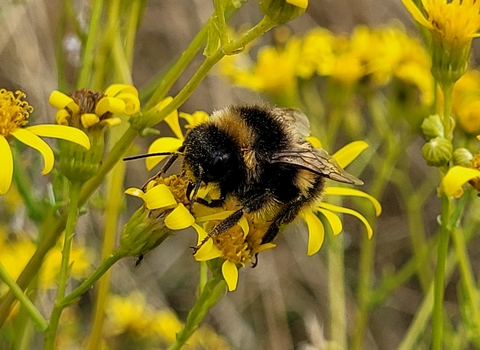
123;152;179;161
188;167;204;211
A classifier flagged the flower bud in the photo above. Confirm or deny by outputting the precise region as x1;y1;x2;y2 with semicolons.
118;207;170;257
422;137;452;167
452;148;473;167
421;114;444;140
258;0;307;25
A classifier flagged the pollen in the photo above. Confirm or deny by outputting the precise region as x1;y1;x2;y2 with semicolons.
211;212;275;266
147;174;190;207
0;89;34;137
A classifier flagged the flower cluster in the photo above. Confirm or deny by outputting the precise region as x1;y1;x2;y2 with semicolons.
220;24;433;103
105;291;232;348
49;84;140;131
0;89;90;194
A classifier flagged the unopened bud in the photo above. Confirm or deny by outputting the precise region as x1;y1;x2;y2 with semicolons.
421;114;444;140
452;148;473;167
422;137;452;167
258;0;307;25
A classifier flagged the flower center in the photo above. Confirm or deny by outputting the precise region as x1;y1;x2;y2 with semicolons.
0;89;33;137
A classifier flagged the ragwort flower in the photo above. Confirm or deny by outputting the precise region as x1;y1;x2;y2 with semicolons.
303;141;381;256
442;136;480;197
49;84;140;130
402;0;480;83
49;84;140;182
123;174;195;257
0;89;90;194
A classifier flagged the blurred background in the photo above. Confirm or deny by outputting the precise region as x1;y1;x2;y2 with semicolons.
2;0;480;349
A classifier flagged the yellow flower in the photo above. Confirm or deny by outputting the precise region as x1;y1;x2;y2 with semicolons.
0;89;90;195
0;235;93;292
106;292;155;337
145;108;208;171
453;69;480;133
123;175;196;256
302;141;382;255
402;0;480;49
193;209;276;292
402;0;480;83
442;136;480;197
49;84;140;130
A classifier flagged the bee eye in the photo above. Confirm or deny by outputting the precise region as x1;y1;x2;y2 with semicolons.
212;153;230;166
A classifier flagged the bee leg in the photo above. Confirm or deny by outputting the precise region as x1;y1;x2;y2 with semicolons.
195;197;226;208
192;208;245;254
261;197;305;244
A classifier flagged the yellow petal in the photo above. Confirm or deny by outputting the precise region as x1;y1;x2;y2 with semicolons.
303;210;325;256
95;97;126;115
49;91;80;114
192;223;221;261
11;129;54;175
25;125;90;150
81;113;100;128
143;184;177;210
158;97;183;140
146;137;183;171
196;211;236;223
55;109;71;125
0;136;13;195
165;204;195;230
333;140;369;168
442;166;480;198
239;217;249;237
115;92;141;115
104;84;139;98
222;260;239;292
306;136;322;148
318;208;342;235
401;0;433;30
124;187;145;198
286;0;308;9
325;187;382;216
100;117;122;128
319;202;373;239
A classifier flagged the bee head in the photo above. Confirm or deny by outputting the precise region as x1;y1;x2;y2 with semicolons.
183;124;240;184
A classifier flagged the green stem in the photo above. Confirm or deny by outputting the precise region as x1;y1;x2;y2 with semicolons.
432;194;451;350
441;82;454;141
144;16;275;127
327;226;346;349
77;0;104;87
351;94;402;350
44;182;82;349
87;161;126;350
59;251;125;309
167;277;226;350
0;263;48;331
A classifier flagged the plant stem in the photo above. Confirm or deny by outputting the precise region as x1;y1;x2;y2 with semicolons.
327;226;347;349
87;160;126;350
44;182;82;349
0;263;48;331
432;194;451;350
167;277;226;350
59;251;125;309
77;0;104;88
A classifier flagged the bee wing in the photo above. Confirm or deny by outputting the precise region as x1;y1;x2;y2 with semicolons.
272;107;311;138
271;147;364;185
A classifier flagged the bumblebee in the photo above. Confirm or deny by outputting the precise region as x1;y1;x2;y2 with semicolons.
127;105;363;249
